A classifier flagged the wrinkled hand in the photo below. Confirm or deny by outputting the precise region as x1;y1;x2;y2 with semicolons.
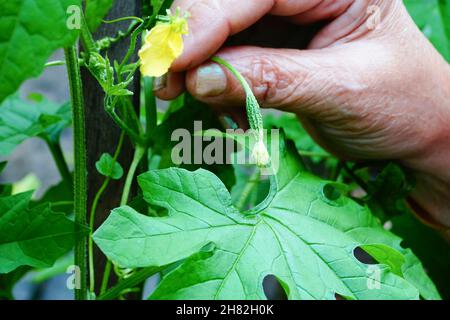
155;0;450;228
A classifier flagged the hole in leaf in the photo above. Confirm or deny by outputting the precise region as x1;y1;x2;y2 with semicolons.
322;183;341;201
263;275;288;300
334;293;347;300
353;247;378;264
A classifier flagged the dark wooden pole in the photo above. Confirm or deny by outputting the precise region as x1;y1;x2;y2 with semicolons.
81;0;141;295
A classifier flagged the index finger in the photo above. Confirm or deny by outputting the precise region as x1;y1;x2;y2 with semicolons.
170;0;333;72
170;0;274;72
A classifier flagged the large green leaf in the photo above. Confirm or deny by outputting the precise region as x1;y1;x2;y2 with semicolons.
0;95;71;156
405;0;450;61
0;192;88;273
94;135;436;300
0;0;80;103
85;0;114;32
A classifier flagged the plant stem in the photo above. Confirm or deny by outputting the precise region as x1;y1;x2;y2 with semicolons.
120;145;146;206
235;169;261;210
97;266;161;300
88;178;109;293
44;138;73;188
100;260;112;295
99;144;146;295
80;12;97;56
88;132;125;294
103;16;144;24
106;106;143;144
343;162;371;193
144;77;157;142
211;56;263;133
64;45;88;300
45;60;66;67
117;22;144;75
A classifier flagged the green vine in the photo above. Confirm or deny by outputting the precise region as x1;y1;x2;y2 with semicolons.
88;132;125;294
64;45;88;301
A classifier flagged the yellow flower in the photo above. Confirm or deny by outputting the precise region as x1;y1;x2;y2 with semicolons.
138;9;189;77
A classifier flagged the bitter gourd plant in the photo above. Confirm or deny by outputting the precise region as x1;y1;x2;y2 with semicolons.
0;0;449;300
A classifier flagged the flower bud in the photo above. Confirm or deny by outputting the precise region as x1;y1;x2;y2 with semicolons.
251;139;270;167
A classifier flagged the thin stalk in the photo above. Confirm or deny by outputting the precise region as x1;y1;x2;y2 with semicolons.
117;23;144;75
343;162;371;193
106;108;143;144
80;12;97;56
100;260;112;295
44;138;73;188
88;132;125;294
330;161;343;181
235;169;261;210
120;145;146;205
45;60;66;67
88;178;108;293
100;145;146;295
121;96;144;136
103;16;144;24
211;56;263;132
144;77;157;142
98;266;161;300
64;45;88;300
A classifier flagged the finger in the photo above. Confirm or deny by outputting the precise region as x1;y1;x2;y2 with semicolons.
295;0;399;49
288;0;354;25
153;72;185;100
184;45;364;118
170;0;275;72
170;0;336;72
302;0;370;49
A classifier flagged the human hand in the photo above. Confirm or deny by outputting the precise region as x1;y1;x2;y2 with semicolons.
155;0;450;228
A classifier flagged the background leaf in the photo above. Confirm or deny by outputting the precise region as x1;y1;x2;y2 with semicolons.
0;192;88;273
0;0;81;103
85;0;115;32
390;213;450;299
0;192;87;273
0;95;71;156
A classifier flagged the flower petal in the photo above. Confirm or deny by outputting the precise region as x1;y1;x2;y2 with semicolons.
139;24;185;77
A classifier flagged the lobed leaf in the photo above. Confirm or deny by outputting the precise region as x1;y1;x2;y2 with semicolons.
94;135;437;300
0;192;88;273
0;0;81;103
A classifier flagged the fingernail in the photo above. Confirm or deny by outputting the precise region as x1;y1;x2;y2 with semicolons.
153;74;168;91
196;64;227;97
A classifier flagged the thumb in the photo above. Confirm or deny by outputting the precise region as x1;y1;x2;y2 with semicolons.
185;45;369;117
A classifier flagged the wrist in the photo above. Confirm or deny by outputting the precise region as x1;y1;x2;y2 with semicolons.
402;61;450;228
407;173;450;229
